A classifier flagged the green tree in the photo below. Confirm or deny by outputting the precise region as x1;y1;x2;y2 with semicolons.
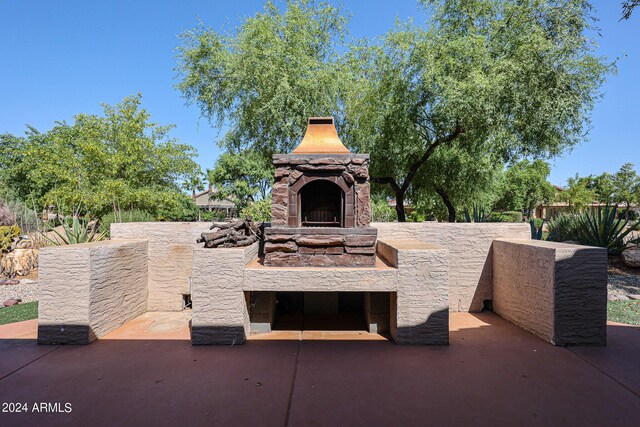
494;159;555;216
0;95;201;219
557;175;596;212
176;0;347;158
177;0;612;221
410;144;502;222
612;163;640;216
582;172;616;204
344;0;611;220
209;149;273;211
182;170;205;200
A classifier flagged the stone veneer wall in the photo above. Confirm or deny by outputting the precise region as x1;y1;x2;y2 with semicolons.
38;240;148;344
271;154;371;227
264;227;377;267
373;222;530;312
493;239;607;346
111;222;210;311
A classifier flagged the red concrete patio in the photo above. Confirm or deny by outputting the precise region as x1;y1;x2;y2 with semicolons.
1;312;639;426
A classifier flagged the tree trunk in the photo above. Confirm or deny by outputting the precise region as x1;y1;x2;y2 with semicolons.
395;192;407;222
435;188;456;222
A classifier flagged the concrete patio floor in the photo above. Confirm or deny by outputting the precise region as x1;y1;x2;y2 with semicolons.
0;312;639;426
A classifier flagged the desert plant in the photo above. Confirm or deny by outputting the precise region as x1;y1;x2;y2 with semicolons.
99;209;155;237
0;225;21;253
240;198;271;223
463;204;491;222
372;199;396;222
0;198;40;232
574;206;639;254
43;217;106;246
501;211;523;223
547;206;639;253
529;218;544;240
547;214;581;243
199;210;228;222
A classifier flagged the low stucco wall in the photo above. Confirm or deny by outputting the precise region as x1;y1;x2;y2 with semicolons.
191;239;449;345
373;222;530;312
110;221;529;314
111;222;210;311
191;243;259;345
492;239;607;346
38;240;148;344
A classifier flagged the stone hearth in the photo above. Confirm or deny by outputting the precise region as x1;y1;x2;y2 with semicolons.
264;227;377;267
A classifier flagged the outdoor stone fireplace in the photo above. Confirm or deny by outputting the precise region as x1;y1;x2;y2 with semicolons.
264;117;377;267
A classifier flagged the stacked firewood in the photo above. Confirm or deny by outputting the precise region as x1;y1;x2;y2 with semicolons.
197;219;263;248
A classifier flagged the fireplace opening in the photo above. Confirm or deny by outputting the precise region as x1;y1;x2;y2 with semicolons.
246;291;391;337
273;291;367;331
298;180;344;227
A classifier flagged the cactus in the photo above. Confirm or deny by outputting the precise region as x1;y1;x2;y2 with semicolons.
529;218;544;240
0;225;21;253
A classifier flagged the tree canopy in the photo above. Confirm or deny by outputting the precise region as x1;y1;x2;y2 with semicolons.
557;174;596;211
622;0;639;19
494;160;556;214
208;149;273;211
177;0;613;221
0;94;201;219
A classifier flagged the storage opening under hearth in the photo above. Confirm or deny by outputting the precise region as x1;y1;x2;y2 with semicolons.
298;180;344;227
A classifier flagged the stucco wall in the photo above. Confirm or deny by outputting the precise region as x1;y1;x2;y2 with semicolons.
373;222;530;312
191;239;449;345
38;240;148;344
493;239;607;346
111;222;210;311
191;244;259;345
110;221;528;313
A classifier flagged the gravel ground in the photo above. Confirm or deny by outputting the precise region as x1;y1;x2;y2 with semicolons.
608;274;640;300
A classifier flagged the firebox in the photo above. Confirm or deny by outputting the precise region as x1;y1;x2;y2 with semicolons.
264;117;378;267
299;180;344;227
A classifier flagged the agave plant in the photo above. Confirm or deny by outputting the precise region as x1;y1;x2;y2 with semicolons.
43;217;106;246
574;205;639;254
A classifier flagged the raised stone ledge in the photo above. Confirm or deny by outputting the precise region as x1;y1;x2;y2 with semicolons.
264;226;378;267
267;227;377;236
492;238;607;346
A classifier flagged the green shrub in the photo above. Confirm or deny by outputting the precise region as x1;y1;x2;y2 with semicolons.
44;218;106;245
489;212;504;222
155;195;200;222
501;211;523;223
548;206;639;254
547;214;581;242
240;199;271;223
408;211;426;222
199;210;228;222
372;199;396;222
0;225;21;253
99;210;156;237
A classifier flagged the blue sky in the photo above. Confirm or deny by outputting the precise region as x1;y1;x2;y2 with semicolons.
1;0;638;186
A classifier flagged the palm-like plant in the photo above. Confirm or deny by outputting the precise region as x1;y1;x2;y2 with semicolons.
43;217;106;246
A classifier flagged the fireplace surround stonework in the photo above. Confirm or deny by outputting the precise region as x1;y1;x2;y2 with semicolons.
265;154;377;267
264;117;377;267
